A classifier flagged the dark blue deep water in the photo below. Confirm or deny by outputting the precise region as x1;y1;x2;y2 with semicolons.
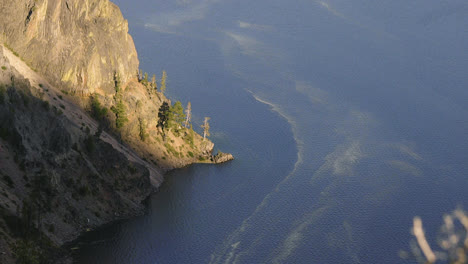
75;0;468;263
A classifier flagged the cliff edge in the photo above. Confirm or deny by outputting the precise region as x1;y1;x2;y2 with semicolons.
0;0;232;263
0;0;139;95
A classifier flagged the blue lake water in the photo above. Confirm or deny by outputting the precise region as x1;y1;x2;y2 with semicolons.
75;0;468;263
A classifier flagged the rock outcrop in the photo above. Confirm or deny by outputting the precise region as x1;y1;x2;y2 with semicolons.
211;152;234;164
0;46;152;263
0;0;233;262
0;0;139;95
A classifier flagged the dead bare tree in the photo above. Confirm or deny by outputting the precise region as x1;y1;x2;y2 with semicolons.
409;209;468;264
184;102;191;128
201;117;210;141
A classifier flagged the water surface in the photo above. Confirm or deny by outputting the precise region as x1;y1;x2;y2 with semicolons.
76;0;468;263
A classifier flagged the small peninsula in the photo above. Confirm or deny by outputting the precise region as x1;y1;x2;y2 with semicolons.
0;0;232;263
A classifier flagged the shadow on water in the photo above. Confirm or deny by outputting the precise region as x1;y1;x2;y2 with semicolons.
75;0;468;263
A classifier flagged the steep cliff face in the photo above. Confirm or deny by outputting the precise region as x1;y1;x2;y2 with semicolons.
0;46;153;263
0;0;231;261
0;0;139;95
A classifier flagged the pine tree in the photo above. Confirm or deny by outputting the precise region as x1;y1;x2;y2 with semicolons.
138;118;148;141
111;100;128;129
168;101;185;135
157;102;170;139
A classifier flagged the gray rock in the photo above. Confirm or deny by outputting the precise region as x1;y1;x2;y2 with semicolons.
211;152;234;164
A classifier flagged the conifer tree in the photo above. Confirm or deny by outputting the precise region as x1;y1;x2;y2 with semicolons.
168;101;186;132
111;100;128;129
157;102;170;139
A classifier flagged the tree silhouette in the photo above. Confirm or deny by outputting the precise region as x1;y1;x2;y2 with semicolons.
157;102;170;139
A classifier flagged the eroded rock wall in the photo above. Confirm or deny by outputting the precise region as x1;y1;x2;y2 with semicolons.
0;0;139;95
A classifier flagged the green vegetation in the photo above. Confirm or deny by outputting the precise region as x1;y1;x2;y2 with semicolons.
139;71;148;87
138;70;158;93
4;43;20;57
157;102;170;139
114;72;121;93
111;100;128;129
138;118;148;142
1;66;6;70
90;94;108;121
165;143;180;158
110;72;128;129
168;101;186;136
183;125;195;148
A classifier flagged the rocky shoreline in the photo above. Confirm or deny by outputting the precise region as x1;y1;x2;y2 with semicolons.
0;0;233;262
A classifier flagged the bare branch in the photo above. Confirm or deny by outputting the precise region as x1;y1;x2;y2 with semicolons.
413;216;437;263
454;210;468;248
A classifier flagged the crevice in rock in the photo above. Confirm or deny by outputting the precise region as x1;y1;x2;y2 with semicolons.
24;4;35;28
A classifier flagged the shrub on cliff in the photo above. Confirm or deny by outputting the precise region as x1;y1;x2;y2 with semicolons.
111;100;128;129
90;94;108;121
138;118;148;142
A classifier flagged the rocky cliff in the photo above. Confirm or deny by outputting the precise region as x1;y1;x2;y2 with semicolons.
0;0;139;95
0;0;232;262
0;45;154;263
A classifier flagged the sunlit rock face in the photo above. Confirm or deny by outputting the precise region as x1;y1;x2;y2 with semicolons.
0;0;139;95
